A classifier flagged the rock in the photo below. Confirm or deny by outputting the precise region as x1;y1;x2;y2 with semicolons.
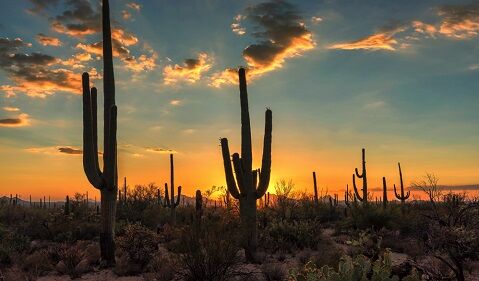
56;261;67;274
75;258;90;275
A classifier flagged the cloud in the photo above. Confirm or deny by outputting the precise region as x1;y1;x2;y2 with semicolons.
50;0;100;37
28;0;60;13
311;16;323;24
364;101;387;109
163;53;213;85
123;2;141;20
36;33;62;46
211;0;315;87
146;147;177;154
0;37;96;97
25;145;83;155
127;3;141;11
170;100;182;106
0;113;30;127
231;14;246;35
3;107;20;112
437;3;479;39
122;10;132;20
329;26;406;51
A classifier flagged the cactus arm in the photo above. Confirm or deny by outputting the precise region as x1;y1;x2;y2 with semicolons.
91;87;102;177
393;184;401;199
164;183;170;207
404;190;411;200
256;109;272;198
82;73;103;189
252;170;258;190
232;153;247;194
220;138;240;199
355;167;363;178
175;186;182;207
352;174;364;201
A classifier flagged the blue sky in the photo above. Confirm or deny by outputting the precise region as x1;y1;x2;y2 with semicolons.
1;0;479;199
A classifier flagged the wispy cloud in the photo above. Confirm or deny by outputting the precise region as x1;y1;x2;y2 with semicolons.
329;26;406;51
146;147;177;154
25;145;82;155
36;33;62;46
3;107;20;112
163;53;213;85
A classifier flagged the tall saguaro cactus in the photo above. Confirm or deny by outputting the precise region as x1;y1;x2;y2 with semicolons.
163;154;182;221
220;68;272;262
312;171;319;205
352;148;368;205
81;0;117;265
394;162;410;212
382;177;388;209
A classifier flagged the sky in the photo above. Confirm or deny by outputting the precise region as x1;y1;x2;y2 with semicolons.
1;0;479;200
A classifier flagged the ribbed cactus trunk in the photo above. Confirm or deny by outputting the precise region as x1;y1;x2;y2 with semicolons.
312;171;319;205
220;68;272;262
394;162;410;214
81;0;117;266
382;177;388;209
352;148;368;205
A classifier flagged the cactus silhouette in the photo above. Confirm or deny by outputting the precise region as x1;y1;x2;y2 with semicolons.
81;0;117;265
65;195;70;215
162;154;182;222
352;148;368;205
195;190;203;221
220;68;272;262
382;177;388;209
312;171;319;205
344;184;350;207
394;162;410;212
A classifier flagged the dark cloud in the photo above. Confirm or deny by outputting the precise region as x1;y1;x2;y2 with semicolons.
211;0;315;87
0;37;87;97
51;0;100;36
58;146;82;154
0;118;22;125
437;3;479;38
36;33;62;46
0;113;30;127
28;0;60;13
242;0;315;68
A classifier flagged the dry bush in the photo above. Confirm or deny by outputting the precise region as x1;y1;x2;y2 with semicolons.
115;223;159;275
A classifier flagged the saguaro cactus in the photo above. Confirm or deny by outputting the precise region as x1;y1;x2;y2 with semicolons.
312;171;319;205
352;148;368;205
382;177;388;209
220;68;272;262
81;0;117;265
162;154;182;221
195;190;203;220
394;162;410;212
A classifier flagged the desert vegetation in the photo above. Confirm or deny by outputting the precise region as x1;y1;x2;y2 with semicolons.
1;0;479;281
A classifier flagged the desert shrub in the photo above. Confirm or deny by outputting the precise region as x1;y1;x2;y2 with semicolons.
176;222;246;281
262;263;287;281
310;239;343;269
346;229;383;259
116;223;158;271
260;219;321;253
147;253;176;280
0;226;29;267
22;249;53;278
342;205;395;230
56;242;89;279
288;250;421;281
